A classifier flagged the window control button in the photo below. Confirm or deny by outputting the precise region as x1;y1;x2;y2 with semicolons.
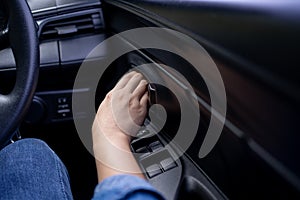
160;157;177;171
146;164;162;178
139;152;151;159
148;141;163;152
135;146;149;154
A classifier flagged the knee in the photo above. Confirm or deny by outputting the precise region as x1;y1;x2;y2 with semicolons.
5;138;49;150
0;139;73;200
0;138;54;163
15;138;49;149
0;138;67;180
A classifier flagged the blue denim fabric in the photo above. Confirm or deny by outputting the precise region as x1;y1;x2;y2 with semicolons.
92;175;165;200
0;139;73;200
0;138;164;200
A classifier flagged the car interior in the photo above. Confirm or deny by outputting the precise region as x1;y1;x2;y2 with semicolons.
0;0;299;199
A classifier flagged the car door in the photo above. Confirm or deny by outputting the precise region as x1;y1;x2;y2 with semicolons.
99;0;300;199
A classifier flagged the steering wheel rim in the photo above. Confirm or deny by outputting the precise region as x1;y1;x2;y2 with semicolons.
0;0;39;147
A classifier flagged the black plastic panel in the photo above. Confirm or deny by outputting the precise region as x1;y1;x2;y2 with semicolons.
59;34;107;65
0;41;59;69
40;41;60;67
26;0;56;12
103;0;300;100
32;89;90;123
131;132;183;200
27;0;100;13
56;0;99;7
0;34;106;70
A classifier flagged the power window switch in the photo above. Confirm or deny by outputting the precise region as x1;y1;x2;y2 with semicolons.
139;152;151;159
148;141;163;152
135;146;149;154
160;157;177;172
146;164;162;178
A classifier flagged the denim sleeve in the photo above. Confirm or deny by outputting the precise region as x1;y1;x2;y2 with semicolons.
92;175;165;200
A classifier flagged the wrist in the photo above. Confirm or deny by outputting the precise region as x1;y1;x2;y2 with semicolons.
109;132;131;151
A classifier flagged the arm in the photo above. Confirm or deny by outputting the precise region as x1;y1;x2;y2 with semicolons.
92;71;148;182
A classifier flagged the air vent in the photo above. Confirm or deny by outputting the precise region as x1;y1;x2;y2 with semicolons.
40;12;103;41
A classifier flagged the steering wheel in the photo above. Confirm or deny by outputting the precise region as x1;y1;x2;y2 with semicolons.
0;0;39;148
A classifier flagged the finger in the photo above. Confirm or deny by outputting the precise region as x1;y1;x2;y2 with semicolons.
124;73;144;93
113;71;137;91
132;80;148;100
140;91;148;107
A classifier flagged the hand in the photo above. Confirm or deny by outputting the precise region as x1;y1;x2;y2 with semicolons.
93;71;148;146
92;71;148;181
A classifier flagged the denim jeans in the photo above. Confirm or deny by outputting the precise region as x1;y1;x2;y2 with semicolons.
0;139;73;200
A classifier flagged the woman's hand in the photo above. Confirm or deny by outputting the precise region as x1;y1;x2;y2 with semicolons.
92;71;148;182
